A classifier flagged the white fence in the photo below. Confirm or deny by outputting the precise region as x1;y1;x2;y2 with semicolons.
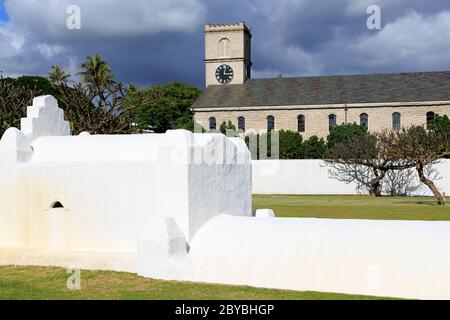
252;159;450;196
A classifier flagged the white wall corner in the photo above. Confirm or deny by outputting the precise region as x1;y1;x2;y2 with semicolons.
137;217;189;279
0;127;33;163
20;95;70;144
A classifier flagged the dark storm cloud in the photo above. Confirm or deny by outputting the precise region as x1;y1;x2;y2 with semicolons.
1;0;450;88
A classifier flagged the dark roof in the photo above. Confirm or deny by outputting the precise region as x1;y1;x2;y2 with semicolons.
192;71;450;109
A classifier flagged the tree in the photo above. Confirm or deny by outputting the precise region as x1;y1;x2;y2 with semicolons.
13;76;57;96
53;82;141;134
429;114;450;133
220;120;237;135
245;130;302;160
327;123;367;149
429;115;450;158
379;124;450;205
80;53;115;91
324;123;407;196
0;76;38;136
325;133;412;197
125;82;201;133
51;57;158;135
278;130;303;159
245;132;326;160
48;65;71;86
303;136;327;159
1;55;160;136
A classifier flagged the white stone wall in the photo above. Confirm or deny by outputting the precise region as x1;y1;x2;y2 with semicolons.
187;215;450;300
0;95;252;275
252;159;450;196
21;95;70;143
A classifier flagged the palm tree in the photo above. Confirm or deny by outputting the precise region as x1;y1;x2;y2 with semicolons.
48;65;71;86
79;54;115;92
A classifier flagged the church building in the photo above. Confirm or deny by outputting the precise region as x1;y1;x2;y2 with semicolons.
191;22;450;139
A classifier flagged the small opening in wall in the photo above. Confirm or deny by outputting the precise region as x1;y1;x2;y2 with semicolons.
50;201;64;209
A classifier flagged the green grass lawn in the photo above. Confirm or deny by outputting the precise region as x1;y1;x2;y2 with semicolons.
253;194;450;221
0;266;393;300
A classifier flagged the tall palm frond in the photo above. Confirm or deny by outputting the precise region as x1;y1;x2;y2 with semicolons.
48;65;71;86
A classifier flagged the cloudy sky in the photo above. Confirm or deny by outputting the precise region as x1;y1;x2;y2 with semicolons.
0;0;449;88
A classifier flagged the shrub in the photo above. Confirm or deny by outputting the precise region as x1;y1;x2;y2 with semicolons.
245;130;303;159
125;81;202;133
219;121;237;135
327;123;367;149
303;136;327;159
278;130;304;159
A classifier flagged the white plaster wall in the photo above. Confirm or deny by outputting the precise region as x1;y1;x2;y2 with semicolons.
0;127;252;272
0;151;20;246
0;128;32;246
21;96;70;144
30;134;162;162
188;134;252;239
252;159;450;196
14;162;153;253
187;215;450;300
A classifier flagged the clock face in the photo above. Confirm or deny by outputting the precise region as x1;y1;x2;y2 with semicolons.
215;64;234;84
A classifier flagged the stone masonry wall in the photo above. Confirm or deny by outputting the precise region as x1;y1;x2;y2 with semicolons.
194;104;450;139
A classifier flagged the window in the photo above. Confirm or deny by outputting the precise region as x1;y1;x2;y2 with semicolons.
328;114;337;132
267;116;275;131
218;38;230;57
360;113;368;129
426;111;436;126
392;112;401;130
238;116;245;132
297;115;305;133
209;117;217;131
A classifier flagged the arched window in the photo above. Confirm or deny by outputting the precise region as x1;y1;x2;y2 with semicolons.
360;113;368;129
392;112;401;130
209;117;217;131
426;111;436;126
237;116;245;132
297;115;305;133
267;115;275;131
328;114;337;132
218;38;230;57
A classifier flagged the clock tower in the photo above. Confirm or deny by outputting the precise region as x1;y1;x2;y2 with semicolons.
204;22;252;87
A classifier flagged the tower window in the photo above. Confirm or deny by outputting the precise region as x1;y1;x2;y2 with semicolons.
238;116;246;132
218;38;230;57
360;113;368;129
426;111;436;126
392;112;401;130
328;114;337;132
209;117;217;131
297;115;305;133
267;116;275;131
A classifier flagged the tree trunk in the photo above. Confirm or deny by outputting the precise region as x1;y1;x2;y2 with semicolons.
369;168;386;197
416;163;446;205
